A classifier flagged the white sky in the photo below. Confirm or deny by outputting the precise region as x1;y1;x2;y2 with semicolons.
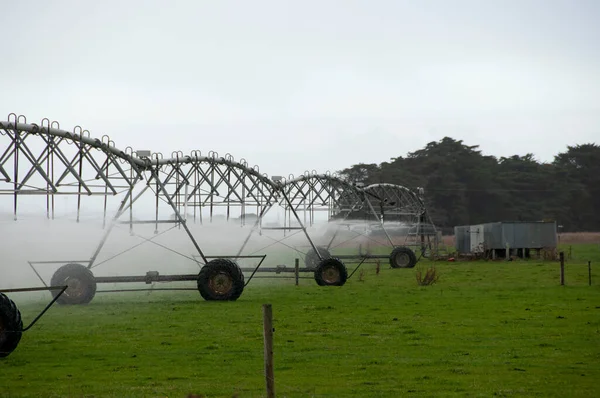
2;0;599;177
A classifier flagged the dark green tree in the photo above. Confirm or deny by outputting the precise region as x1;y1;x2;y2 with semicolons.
495;154;558;221
337;138;600;231
337;163;380;185
553;143;600;231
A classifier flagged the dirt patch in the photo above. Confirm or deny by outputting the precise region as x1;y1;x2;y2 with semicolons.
557;232;600;244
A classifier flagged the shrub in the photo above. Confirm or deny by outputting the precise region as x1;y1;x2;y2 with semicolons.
540;247;558;261
416;266;440;286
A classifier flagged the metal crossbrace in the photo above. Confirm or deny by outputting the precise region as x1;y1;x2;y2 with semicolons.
0;118;145;223
279;174;364;224
0;285;68;332
362;183;437;254
142;154;277;226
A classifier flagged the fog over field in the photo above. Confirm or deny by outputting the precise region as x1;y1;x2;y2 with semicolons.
0;210;385;293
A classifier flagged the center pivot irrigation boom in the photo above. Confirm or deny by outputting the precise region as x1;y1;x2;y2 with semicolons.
0;114;437;300
1;113;439;357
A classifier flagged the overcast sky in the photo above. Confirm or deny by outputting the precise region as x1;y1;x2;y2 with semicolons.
2;0;599;177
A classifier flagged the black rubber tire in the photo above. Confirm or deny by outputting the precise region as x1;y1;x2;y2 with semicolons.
0;293;23;358
197;258;245;301
305;247;331;270
389;246;417;268
50;263;97;305
314;258;348;286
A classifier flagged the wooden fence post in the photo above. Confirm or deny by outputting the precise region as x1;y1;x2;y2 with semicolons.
559;251;565;286
295;258;299;286
263;304;275;398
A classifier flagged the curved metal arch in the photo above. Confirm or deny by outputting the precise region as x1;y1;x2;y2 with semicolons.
142;150;280;224
0;117;147;221
2;114;435;253
359;183;437;255
361;183;426;219
275;172;365;223
1;117;279;190
1;119;146;169
1;115;281;223
149;152;278;191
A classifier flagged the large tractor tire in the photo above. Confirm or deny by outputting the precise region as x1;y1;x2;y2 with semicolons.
389;246;417;269
50;263;97;305
305;247;331;270
0;293;23;358
314;258;348;286
197;259;245;301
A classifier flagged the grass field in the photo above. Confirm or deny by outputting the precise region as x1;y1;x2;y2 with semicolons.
2;243;600;397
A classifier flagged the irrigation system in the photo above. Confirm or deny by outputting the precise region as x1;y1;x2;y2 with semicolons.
0;113;438;357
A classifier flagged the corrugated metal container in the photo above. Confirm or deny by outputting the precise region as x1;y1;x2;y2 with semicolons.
483;222;504;249
453;225;471;253
470;224;485;253
498;221;557;249
454;221;557;253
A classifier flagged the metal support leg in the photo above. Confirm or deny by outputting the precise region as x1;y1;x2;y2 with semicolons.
235;201;275;258
151;169;209;265
280;191;322;260
88;178;145;268
365;197;395;247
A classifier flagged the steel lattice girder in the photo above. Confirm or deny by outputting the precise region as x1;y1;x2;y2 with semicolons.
0;118;142;195
146;152;278;217
1;113;440;292
276;173;365;217
0;116;279;222
1;114;432;231
362;183;426;219
0;112;443;310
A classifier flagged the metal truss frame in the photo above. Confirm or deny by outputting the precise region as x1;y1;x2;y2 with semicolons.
1;114;439;294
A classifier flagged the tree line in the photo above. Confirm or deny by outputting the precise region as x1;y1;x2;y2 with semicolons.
338;138;600;233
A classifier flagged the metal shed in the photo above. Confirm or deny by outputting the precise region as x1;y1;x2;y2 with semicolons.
454;221;557;258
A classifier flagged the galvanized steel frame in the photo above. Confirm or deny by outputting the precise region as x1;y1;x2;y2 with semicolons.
1;114;438;279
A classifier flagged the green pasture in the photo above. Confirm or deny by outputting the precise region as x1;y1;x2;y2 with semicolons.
2;244;599;397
